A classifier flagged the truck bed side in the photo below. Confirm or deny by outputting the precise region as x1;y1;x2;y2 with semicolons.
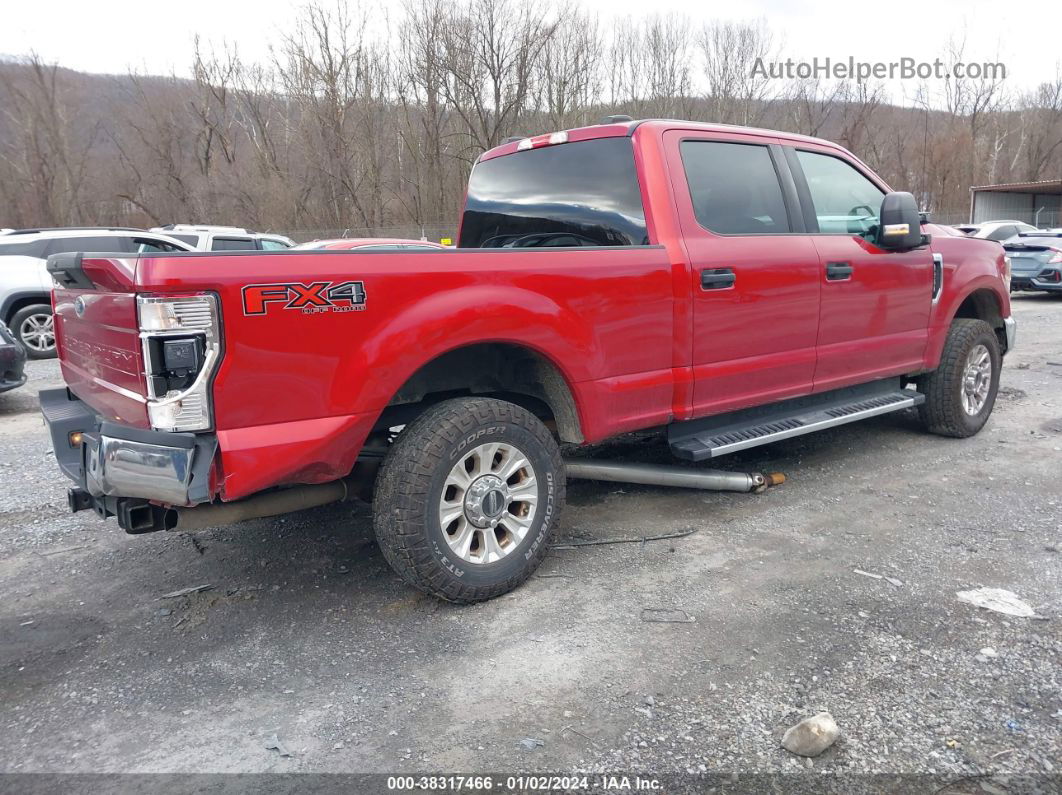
134;247;674;499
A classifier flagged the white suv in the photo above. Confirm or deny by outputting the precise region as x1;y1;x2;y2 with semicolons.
150;225;294;251
0;227;194;359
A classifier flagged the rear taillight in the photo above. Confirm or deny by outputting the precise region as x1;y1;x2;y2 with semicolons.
1002;256;1011;290
137;294;220;432
1048;249;1062;264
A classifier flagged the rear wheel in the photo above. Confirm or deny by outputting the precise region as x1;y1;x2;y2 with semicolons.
917;318;1000;438
11;304;56;359
372;397;564;603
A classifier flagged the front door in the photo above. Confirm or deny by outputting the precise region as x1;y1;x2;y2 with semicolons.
786;147;933;391
664;131;822;417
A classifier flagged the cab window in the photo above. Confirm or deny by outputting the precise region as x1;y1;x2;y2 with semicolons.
679;141;791;235
460;137;648;248
211;237;257;251
795;150;884;234
134;238;186;253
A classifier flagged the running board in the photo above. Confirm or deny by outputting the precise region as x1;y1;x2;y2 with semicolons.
669;380;925;461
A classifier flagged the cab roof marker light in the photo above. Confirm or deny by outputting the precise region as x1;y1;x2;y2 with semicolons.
516;131;569;151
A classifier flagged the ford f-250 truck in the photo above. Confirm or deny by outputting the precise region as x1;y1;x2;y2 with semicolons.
40;119;1015;603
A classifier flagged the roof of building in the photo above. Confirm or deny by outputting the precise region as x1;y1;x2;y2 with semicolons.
970;180;1062;194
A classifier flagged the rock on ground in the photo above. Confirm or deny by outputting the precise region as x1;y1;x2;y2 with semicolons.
781;712;840;758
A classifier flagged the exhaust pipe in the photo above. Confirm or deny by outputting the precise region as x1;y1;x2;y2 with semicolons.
164;459;780;533
563;459;784;493
168;478;357;531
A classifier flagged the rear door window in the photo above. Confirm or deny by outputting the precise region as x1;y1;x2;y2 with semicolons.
211;237;257;251
459;137;648;248
0;239;49;258
679;141;791;235
45;236;127;255
985;225;1015;242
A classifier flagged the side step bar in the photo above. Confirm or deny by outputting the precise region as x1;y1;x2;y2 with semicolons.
669;380;925;461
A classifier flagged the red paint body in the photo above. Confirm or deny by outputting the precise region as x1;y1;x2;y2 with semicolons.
51;121;1011;504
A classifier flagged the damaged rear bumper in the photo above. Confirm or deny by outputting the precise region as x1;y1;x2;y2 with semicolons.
40;387;216;532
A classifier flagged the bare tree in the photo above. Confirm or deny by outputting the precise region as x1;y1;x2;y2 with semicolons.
0;56;98;226
439;0;555;157
698;20;777;126
536;7;603;130
785;78;845;138
1013;71;1062;181
275;0;393;228
609;15;693;119
2;4;1060;235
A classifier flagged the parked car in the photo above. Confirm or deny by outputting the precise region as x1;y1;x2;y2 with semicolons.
0;227;194;358
292;238;446;251
0;319;27;394
151;225;294;251
41;118;1014;603
959;220;1039;242
1003;230;1062;293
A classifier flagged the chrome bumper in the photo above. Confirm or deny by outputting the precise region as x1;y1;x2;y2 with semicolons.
1004;316;1017;353
39;387;216;509
83;433;197;505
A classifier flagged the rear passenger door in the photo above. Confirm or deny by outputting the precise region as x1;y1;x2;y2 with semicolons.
786;147;932;391
664;130;821;417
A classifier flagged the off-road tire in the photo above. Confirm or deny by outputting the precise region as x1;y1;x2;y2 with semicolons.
11;304;56;359
917;318;1001;438
372;397;564;603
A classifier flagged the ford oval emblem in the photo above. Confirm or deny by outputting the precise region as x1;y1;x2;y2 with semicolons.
74;296;86;317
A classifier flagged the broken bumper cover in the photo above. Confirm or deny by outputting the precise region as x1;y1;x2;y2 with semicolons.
1004;316;1017;353
40;387;216;530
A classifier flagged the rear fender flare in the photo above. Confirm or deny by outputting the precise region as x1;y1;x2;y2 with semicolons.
348;284;593;415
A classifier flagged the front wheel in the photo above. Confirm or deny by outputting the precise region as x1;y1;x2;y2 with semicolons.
372;397;565;603
917;318;1001;438
11;304;56;359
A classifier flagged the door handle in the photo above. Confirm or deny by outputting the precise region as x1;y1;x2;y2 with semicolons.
825;262;853;281
701;268;736;290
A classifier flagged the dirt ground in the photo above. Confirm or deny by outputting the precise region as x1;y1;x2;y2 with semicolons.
1;295;1059;789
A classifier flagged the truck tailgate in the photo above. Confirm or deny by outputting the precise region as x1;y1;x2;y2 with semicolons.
49;255;149;427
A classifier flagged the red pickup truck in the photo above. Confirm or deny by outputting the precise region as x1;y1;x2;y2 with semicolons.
41;119;1015;603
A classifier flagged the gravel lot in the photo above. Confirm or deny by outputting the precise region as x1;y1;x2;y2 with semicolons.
1;295;1060;788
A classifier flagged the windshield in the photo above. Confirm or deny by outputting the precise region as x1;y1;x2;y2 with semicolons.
459;137;648;248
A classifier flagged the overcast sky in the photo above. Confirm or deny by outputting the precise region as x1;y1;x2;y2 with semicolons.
2;0;1059;103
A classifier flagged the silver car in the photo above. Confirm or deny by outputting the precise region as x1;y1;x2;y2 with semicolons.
0;227;193;358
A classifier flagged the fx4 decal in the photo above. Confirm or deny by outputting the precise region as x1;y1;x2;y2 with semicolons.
242;281;366;316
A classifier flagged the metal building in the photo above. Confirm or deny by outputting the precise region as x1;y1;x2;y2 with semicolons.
969;180;1062;228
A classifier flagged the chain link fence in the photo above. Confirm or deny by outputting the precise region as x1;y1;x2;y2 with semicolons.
930;209;1061;228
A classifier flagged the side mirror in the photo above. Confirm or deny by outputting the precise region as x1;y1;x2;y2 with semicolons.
876;191;928;251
